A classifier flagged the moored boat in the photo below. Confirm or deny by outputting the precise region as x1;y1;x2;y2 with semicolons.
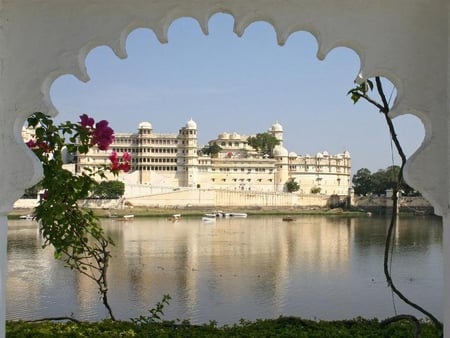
168;214;181;222
229;212;247;218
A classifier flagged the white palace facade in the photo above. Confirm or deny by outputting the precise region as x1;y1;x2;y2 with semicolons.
77;119;351;196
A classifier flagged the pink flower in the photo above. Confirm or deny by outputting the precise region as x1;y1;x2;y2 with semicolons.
109;151;131;174
122;152;131;162
119;162;131;173
92;120;114;150
80;114;95;129
27;139;50;153
40;189;48;201
26;139;36;148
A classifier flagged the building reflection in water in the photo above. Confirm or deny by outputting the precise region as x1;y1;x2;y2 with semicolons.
7;215;442;324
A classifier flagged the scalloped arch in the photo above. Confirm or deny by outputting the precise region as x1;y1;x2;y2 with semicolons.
27;2;442;217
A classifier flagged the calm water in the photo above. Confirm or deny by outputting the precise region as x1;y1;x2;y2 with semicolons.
7;215;443;324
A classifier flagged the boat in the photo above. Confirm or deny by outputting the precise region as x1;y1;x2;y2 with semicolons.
168;214;181;222
19;214;33;220
123;214;135;220
108;212;119;218
282;216;295;222
229;212;247;218
202;216;216;223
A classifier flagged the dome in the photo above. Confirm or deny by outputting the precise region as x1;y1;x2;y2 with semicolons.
231;132;240;139
322;150;329;157
316;152;323;158
186;119;197;129
343;150;351;158
219;132;230;139
289;151;298;158
138;121;152;129
273;145;288;157
271;121;283;132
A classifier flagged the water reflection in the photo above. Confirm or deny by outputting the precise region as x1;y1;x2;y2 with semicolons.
7;215;443;324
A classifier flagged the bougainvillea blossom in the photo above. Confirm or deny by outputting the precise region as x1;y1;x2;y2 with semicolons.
80;114;95;128
109;151;131;174
26;139;50;153
92;120;114;150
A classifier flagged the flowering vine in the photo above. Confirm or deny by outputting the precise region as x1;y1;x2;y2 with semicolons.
25;112;131;320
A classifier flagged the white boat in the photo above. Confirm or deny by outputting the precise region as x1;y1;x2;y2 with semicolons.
202;216;216;223
168;214;181;222
19;214;33;220
123;214;135;220
229;212;247;218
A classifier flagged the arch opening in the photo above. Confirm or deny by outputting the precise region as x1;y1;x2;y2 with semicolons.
49;14;424;179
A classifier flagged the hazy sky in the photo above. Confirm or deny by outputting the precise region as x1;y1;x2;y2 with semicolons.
50;14;424;174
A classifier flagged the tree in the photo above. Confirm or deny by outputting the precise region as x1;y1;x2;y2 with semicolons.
353;165;419;196
247;133;280;157
352;168;373;195
92;180;125;199
201;143;222;157
26;112;131;321
310;186;321;194
285;178;300;193
349;78;442;332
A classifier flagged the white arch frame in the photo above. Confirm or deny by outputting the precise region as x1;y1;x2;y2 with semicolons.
0;1;448;336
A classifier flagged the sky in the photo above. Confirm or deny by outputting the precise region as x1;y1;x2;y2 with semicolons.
50;14;424;174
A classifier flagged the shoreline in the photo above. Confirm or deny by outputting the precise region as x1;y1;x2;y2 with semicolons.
8;206;435;220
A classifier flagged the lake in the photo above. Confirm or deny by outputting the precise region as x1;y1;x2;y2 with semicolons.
6;214;443;325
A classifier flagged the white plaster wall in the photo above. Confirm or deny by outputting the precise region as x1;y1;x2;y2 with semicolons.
0;1;449;336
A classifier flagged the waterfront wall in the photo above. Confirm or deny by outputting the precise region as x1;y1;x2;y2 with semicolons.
353;195;434;214
13;191;433;213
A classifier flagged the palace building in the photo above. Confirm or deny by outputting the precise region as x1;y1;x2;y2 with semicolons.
75;119;351;196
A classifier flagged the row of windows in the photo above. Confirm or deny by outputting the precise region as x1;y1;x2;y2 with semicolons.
136;139;178;145
218;141;242;147
211;168;274;173
135;158;177;163
137;166;177;171
211;178;273;183
288;165;348;173
179;130;197;135
138;148;177;153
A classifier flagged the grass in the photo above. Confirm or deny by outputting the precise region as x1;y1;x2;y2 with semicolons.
6;317;441;337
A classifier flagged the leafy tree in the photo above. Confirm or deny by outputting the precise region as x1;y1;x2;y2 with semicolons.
22;182;43;198
285;178;300;193
92;180;125;199
310;186;321;194
247;133;280;157
201;143;222;157
352;168;373;195
353;165;418;196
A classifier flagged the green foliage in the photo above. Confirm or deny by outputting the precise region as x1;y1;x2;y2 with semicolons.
131;294;172;325
25;112;129;320
352;168;373;195
310;186;321;194
22;182;43;199
353;166;419;196
201;143;222;157
247;132;280;157
347;79;374;104
6;317;441;337
285;178;300;193
92;180;125;199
